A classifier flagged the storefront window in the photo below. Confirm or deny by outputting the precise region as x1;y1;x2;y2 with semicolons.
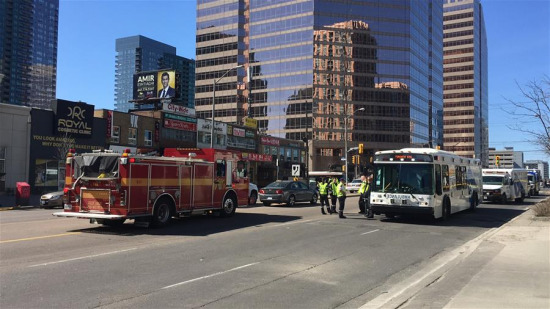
293;149;299;162
286;148;292;161
128;128;137;145
34;159;59;187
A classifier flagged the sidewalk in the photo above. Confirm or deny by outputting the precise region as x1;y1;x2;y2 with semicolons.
0;193;41;209
400;208;550;309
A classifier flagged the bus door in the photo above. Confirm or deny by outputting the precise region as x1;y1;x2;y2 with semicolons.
435;164;442;196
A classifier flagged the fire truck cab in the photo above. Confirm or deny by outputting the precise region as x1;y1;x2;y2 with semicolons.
53;148;249;227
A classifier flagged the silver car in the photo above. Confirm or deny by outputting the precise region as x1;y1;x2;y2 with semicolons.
259;180;318;206
40;191;64;209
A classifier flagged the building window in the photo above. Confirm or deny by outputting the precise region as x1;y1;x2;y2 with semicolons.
128;128;137;145
144;130;152;147
111;126;120;144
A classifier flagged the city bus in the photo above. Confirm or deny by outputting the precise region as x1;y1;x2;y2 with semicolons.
370;148;482;220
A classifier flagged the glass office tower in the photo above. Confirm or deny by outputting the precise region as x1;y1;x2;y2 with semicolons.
443;0;488;166
0;0;58;108
115;36;177;112
196;0;443;171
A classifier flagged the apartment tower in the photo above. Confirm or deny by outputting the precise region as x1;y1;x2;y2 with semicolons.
114;35;195;112
196;1;443;171
443;0;488;165
0;0;59;108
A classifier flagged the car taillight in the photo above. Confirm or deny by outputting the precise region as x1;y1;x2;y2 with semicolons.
259;189;265;194
276;190;283;194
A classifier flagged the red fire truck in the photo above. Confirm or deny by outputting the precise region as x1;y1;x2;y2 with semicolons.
53;148;250;227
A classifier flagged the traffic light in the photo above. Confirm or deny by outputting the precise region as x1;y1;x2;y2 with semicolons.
359;143;364;154
496;155;500;166
357;156;360;164
352;156;356;164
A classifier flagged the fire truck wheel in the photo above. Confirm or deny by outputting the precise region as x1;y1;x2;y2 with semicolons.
152;199;174;227
220;195;237;217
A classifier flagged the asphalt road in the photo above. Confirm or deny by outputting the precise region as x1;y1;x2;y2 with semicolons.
0;195;541;309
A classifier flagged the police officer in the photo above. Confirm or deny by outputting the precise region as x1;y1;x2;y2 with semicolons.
336;178;347;218
317;178;330;215
364;174;374;218
329;176;339;214
358;174;368;214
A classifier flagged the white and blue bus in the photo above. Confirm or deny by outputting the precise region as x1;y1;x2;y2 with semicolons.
370;148;482;220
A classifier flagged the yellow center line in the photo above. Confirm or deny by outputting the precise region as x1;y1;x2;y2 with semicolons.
0;232;81;244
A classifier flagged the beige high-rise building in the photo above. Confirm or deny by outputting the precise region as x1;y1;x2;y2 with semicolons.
443;0;488;166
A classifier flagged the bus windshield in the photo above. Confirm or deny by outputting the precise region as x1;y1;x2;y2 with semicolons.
374;163;433;194
483;176;503;185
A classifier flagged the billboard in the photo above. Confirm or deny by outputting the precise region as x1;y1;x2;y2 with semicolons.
133;70;178;100
53;99;94;137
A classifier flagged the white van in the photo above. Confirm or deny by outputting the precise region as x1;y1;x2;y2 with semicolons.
482;168;528;203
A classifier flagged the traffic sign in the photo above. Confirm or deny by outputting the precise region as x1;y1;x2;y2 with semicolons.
291;164;300;176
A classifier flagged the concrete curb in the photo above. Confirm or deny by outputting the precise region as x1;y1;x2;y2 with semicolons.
359;207;531;309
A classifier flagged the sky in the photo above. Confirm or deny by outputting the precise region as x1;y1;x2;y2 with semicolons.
56;0;550;162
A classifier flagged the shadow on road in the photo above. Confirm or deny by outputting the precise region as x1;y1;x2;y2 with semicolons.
67;212;302;237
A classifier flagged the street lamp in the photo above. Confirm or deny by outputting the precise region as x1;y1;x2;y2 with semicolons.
211;64;243;148
344;107;365;180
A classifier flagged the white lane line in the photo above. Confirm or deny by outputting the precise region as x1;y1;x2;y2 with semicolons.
361;229;380;235
274;219;314;227
29;248;138;267
162;262;260;290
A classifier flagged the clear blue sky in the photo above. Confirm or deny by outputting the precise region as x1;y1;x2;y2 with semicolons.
56;0;550;162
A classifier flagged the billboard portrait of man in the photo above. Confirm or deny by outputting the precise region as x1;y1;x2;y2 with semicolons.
157;71;176;98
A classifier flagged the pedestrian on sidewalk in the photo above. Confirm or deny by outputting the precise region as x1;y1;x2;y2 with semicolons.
337;178;347;218
317;178;330;215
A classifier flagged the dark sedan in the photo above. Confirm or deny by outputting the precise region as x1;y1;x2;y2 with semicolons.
259;180;318;206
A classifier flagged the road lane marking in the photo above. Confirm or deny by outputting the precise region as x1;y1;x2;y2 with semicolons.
274;219;314;227
0;232;81;244
361;229;380;235
29;248;138;267
162;262;260;290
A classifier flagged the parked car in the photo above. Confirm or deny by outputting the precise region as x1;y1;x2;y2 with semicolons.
248;183;258;205
345;179;362;193
40;191;63;209
259;180;318;206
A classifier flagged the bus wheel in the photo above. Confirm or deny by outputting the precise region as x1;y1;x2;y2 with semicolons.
152;199;173;227
220;195;237;217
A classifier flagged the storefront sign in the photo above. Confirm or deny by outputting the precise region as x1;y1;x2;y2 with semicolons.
197;119;227;134
164;119;197;131
242;152;272;162
54;100;94;136
233;128;245;137
106;111;113;138
162;103;196;117
261;136;280;146
245;130;255;138
243;117;258;129
164;112;197;123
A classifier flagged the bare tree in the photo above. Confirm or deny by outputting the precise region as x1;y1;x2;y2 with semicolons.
53;132;76;162
505;76;550;157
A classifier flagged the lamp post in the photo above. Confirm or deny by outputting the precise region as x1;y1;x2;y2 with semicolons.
344;107;365;181
211;64;243;148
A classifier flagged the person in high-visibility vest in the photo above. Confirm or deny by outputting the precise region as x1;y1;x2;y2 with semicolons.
364;174;374;218
317;178;330;215
329;176;339;214
336;178;347;218
358;174;368;214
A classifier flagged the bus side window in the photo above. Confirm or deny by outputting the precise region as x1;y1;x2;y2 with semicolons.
435;164;442;195
442;165;450;192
